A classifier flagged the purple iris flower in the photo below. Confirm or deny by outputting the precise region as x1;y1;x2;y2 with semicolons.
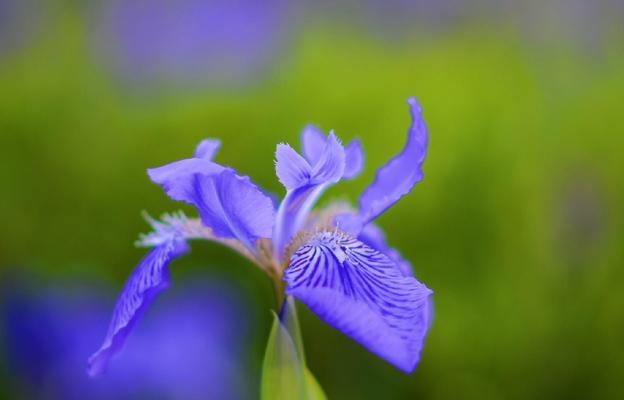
3;280;250;399
91;0;289;88
89;98;433;375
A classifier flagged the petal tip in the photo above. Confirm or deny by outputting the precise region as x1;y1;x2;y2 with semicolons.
194;138;221;159
407;97;422;116
86;351;107;378
326;130;343;146
275;143;312;190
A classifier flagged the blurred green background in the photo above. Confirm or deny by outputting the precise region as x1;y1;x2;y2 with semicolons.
1;0;623;399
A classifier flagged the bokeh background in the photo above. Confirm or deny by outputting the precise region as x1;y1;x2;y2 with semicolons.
1;0;623;399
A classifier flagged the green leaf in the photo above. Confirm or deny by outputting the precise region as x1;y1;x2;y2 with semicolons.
305;367;328;400
280;296;306;367
260;310;306;400
260;297;328;400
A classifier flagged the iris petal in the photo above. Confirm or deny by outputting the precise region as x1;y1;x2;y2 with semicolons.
358;98;428;226
358;223;413;277
343;139;364;179
147;138;224;203
284;231;432;373
273;133;345;258
149;140;275;252
275;144;312;190
301;125;362;181
301;125;325;165
87;240;188;377
310;132;346;184
190;169;275;251
193;138;221;159
147;159;224;202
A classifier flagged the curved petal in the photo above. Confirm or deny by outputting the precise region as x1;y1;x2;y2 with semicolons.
148;140;275;253
301;125;362;181
275;144;312;190
284;231;432;373
343;139;364;179
87;240;189;377
358;98;428;226
147;159;224;202
190;169;275;251
273;133;345;259
147;138;224;203
310;132;346;184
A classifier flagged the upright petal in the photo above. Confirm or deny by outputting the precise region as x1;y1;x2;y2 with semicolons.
357;98;428;226
284;231;432;373
275;144;312;190
301;125;325;165
194;138;221;159
273;134;345;259
302;125;362;181
343;139;364;179
273;185;329;261
87;240;189;377
310;132;346;185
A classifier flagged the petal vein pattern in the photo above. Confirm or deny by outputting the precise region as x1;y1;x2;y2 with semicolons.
87;240;188;376
284;231;432;372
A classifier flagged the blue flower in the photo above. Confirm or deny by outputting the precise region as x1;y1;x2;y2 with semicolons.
89;98;432;375
92;0;290;89
2;279;251;399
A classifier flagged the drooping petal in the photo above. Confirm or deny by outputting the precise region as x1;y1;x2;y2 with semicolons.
273;133;345;259
343;139;364;179
284;231;432;373
357;98;428;226
194;138;221;159
358;223;413;277
189;169;276;251
275;144;312;190
87;240;189;377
